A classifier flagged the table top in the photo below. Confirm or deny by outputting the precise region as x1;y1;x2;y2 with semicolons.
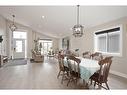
64;56;100;81
79;58;99;81
79;57;99;68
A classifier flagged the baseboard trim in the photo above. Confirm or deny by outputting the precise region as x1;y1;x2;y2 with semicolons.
110;70;127;79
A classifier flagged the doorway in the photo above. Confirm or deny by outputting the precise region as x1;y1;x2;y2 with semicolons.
13;31;27;59
39;39;52;55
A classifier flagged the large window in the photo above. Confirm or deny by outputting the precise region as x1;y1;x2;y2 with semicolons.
94;26;122;56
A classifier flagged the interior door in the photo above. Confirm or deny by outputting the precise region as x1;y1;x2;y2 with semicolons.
13;39;25;59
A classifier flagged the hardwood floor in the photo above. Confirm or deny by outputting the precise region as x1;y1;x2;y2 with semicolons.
0;57;127;89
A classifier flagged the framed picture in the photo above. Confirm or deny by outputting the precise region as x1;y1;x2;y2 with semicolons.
62;37;70;50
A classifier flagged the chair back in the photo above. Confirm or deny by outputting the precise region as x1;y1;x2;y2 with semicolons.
67;55;81;77
91;52;103;61
58;54;65;71
98;56;113;82
82;51;91;59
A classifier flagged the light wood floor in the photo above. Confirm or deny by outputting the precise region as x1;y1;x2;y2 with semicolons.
0;57;127;89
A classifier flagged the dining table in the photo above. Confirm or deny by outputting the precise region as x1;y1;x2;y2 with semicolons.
64;56;100;82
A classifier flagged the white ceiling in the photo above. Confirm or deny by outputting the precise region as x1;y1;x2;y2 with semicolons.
0;6;127;38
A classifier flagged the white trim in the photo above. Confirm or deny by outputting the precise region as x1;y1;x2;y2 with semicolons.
110;70;127;79
95;51;121;56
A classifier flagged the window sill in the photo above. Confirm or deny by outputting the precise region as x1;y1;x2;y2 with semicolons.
95;51;122;57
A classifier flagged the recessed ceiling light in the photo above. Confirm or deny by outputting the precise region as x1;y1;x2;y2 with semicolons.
42;16;45;19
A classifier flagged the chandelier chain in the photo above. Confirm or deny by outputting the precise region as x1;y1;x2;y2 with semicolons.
9;14;17;32
77;5;79;25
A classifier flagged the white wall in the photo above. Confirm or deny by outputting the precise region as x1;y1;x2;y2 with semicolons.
60;17;127;77
0;15;7;55
59;38;63;50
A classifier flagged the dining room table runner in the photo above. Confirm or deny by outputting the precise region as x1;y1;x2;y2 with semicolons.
79;57;99;81
64;57;100;82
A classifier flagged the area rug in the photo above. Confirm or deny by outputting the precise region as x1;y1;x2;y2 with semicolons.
4;59;27;67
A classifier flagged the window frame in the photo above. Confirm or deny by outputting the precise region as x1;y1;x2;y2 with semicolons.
94;25;123;57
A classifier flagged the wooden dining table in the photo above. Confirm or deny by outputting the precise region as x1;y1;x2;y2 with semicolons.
64;57;100;82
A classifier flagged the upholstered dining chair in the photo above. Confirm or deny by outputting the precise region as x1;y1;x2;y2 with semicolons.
82;51;91;59
91;52;103;61
89;56;113;89
66;55;81;86
57;54;69;84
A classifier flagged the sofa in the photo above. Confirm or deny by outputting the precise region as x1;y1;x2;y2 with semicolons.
31;50;44;62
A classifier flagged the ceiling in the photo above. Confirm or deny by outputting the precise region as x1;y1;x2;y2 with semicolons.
0;6;127;38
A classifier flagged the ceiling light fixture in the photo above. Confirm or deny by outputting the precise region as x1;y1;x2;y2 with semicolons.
9;15;17;32
42;16;45;19
72;5;84;37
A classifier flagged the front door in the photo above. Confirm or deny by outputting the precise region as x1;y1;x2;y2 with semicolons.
13;39;25;59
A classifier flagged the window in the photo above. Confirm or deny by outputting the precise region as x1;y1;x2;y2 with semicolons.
16;40;22;52
13;31;26;39
39;39;53;55
94;26;122;56
97;34;107;52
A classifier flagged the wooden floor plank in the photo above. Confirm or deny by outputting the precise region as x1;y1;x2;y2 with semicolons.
0;57;127;89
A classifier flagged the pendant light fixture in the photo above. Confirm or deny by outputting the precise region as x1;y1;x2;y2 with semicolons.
72;5;84;37
9;15;17;32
